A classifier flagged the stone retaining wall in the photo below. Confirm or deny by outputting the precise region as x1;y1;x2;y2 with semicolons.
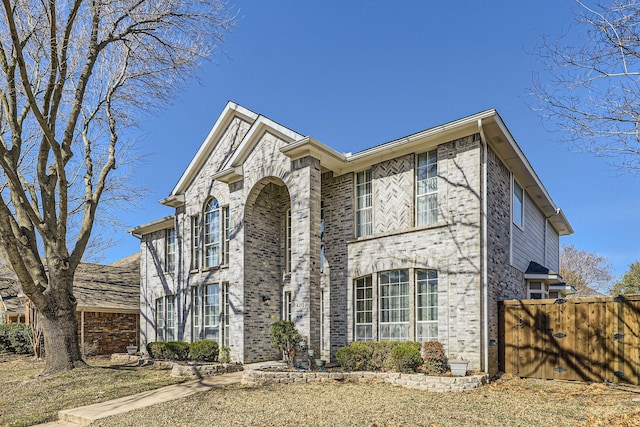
242;370;487;392
170;363;243;378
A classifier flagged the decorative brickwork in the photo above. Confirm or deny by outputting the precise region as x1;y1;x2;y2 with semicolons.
79;311;139;355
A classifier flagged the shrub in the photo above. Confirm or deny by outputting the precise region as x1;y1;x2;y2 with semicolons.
336;341;373;371
388;342;422;373
270;320;300;366
219;345;231;364
189;340;219;362
0;323;33;354
146;341;190;360
421;341;448;375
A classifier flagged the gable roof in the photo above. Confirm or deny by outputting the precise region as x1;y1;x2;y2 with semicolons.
148;102;573;237
0;258;140;316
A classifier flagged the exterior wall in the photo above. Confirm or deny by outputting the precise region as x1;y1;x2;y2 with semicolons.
78;311;139;355
512;191;550;272
346;136;484;369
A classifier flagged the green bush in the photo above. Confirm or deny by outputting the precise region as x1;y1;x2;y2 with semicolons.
147;341;191;360
189;340;219;362
421;341;448;375
219;345;231;364
270;320;300;366
388;342;423;373
336;341;373;371
0;323;33;354
336;341;422;373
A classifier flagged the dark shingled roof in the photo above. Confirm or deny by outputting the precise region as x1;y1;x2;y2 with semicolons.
0;253;140;316
525;261;559;276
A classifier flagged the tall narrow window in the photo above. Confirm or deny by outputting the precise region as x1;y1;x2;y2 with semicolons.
513;180;524;228
320;201;325;270
417;150;438;226
192;286;202;341
165;228;175;273
155;298;165;342
284;291;292;321
166;295;176;341
320;290;325;352
285;209;292;273
204;284;220;341
222;283;230;347
379;270;410;341
416;269;438;342
204;198;221;268
354;276;373;341
191;216;200;270
355;169;373;237
223;207;230;265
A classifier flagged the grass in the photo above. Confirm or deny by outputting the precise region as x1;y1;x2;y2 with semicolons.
0;354;184;427
1;354;639;427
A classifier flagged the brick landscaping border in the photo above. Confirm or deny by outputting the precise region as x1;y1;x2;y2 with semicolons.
242;370;487;392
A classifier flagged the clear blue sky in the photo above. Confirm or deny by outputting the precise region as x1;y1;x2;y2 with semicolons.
106;0;640;281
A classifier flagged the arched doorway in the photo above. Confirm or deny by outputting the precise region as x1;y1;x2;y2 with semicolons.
243;177;291;362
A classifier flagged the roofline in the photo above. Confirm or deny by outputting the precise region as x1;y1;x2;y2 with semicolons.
128;216;175;237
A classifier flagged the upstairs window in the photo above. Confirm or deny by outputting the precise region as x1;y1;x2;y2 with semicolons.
285;209;292;273
191;216;200;270
165;228;176;273
416;150;438;226
223;207;230;265
513;179;524;228
355;169;373;237
204;198;221;268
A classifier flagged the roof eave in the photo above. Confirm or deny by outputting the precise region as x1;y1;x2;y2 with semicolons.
128;216;175;237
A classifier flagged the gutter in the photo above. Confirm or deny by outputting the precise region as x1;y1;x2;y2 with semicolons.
478;119;489;375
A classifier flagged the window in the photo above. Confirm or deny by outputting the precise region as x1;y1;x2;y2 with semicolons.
379;270;410;341
416;269;438;342
416;150;438;226
192;286;202;340
355;169;373;237
204;198;221;268
155;298;165;342
284;291;292;321
223;207;230;265
204;284;220;341
165;228;175;273
156;295;175;342
513;180;524;228
222;283;230;347
285;209;292;273
320;201;325;270
353;269;439;342
527;281;547;299
191;216;200;270
354;276;373;341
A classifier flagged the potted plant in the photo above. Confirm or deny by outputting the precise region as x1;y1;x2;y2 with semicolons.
449;357;468;376
126;344;138;355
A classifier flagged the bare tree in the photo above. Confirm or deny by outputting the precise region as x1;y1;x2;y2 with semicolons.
0;0;235;374
560;244;613;296
532;0;640;172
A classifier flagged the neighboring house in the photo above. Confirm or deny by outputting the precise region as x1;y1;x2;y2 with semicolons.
0;255;140;355
130;101;573;374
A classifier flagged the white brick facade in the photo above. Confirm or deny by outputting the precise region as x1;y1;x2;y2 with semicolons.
131;102;572;374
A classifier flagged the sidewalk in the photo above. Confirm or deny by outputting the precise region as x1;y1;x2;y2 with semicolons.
35;370;244;427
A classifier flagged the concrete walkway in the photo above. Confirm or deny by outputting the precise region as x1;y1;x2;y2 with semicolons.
35;371;244;427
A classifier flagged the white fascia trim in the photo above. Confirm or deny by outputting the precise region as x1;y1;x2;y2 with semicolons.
128;215;175;237
170;101;258;196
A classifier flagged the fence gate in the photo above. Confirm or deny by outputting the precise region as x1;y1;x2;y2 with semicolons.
499;295;640;385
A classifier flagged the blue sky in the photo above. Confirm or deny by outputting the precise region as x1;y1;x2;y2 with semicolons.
107;1;639;281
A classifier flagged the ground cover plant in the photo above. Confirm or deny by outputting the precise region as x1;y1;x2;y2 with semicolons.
0;354;183;427
95;374;640;427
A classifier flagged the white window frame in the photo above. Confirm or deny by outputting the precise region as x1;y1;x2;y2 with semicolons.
354;276;373;341
285;209;292;273
416;150;438;226
191;216;200;270
204;198;221;268
222;207;230;265
416;269;438;342
527;281;548;300
283;291;292;321
165;228;175;274
191;286;202;341
155;297;165;342
222;282;230;347
379;270;410;341
204;283;220;341
512;178;524;229
355;169;373;238
166;295;176;341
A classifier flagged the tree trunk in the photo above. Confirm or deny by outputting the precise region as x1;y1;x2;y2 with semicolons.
38;283;87;375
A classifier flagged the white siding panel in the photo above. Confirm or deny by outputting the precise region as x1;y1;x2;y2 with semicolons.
511;192;546;272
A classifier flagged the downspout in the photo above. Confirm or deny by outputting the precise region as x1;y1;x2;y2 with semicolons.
478;119;489;375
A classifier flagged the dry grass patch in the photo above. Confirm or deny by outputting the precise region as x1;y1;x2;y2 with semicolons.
98;374;640;427
0;354;183;427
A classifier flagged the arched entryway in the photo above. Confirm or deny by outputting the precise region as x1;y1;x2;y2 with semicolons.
243;177;291;362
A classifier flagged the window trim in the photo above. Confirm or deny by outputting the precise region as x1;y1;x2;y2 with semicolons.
416;149;438;227
165;228;176;274
512;177;524;230
204;198;221;268
355;169;373;238
285;209;292;273
191;216;200;271
354;275;373;341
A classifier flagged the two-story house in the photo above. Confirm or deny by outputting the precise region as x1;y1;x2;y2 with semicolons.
129;101;573;374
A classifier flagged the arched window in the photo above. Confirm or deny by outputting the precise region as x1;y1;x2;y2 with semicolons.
204;198;221;268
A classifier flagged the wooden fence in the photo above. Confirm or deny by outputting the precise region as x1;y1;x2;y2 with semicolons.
498;295;640;385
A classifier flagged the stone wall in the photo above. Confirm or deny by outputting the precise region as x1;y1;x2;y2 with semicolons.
79;311;139;355
242;369;487;392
